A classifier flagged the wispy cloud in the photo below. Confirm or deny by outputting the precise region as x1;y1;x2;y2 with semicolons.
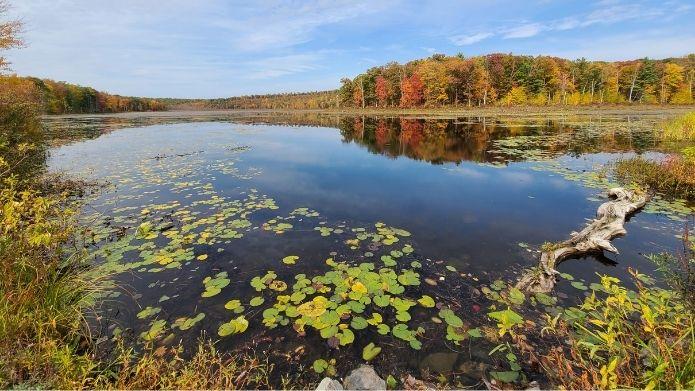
451;0;681;45
450;32;493;45
503;23;542;39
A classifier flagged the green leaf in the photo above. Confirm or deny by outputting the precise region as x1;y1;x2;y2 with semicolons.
376;324;390;335
396;311;411;322
313;359;328;374
250;296;265;306
136;306;161;319
438;308;463;327
320;325;338;339
218;316;248;336
490;371;519;383
362;342;382;361
508;287;525;305
488;308;523;336
338;329;355;346
386;375;398;389
373;294;390;307
351;316;368;330
417;295;435;308
282;255;299;265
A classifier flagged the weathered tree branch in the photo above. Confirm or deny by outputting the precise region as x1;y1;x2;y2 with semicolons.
516;187;648;293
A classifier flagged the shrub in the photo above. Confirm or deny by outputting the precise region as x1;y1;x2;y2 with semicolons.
539;271;694;390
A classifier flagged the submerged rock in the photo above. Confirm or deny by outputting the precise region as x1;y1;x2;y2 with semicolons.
402;374;436;390
457;360;490;382
316;377;344;390
343;365;386;390
418;352;458;375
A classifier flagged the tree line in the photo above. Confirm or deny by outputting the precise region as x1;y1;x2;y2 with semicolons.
25;77;167;114
164;90;338;111
339;53;695;108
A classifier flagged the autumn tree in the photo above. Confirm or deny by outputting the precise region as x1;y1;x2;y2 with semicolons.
416;57;450;106
375;76;388;107
660;63;684;103
400;74;424;108
0;0;22;71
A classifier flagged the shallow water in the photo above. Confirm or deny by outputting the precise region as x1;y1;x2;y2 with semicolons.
45;112;691;384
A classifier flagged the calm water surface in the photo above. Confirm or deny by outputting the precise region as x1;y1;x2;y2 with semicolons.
45;112;689;383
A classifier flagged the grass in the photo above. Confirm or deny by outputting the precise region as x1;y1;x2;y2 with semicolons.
613;155;695;200
662;111;695;141
0;177;99;388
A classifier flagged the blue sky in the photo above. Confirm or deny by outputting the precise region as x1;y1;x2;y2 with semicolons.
5;0;695;98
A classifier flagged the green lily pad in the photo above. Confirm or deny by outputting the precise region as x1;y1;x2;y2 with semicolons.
218;316;248;336
282;255;299;265
362;342;382;361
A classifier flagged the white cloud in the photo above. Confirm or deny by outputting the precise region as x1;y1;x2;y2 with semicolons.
503;23;543;39
450;32;493;45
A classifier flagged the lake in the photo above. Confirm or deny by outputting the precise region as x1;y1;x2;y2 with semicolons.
44;111;692;385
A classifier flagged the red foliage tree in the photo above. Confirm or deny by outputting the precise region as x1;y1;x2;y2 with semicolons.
375;76;388;107
400;74;424;107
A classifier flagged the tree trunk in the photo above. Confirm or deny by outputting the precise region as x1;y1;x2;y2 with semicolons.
628;69;639;102
516;188;648;293
361;79;365;109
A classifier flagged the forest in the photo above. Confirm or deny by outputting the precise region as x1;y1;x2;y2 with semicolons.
6;54;695;115
338;53;695;108
7;76;167;114
168;53;695;111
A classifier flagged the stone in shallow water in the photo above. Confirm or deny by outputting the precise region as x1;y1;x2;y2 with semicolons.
418;352;459;375
424;278;437;286
316;377;344;391
457;360;490;382
343;365;385;390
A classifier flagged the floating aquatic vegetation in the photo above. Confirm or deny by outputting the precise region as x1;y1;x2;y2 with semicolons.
136;306;161;319
218;315;249;336
172;313;205;330
362;342;381;361
140;319;167;341
202;272;230;297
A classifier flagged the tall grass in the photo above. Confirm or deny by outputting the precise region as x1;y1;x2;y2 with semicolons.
614;155;695;200
662;112;695;141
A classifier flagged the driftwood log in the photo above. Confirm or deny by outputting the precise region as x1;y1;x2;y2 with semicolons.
516;187;648;293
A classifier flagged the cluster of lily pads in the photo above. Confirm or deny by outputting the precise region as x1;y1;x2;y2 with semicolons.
205;221;491;371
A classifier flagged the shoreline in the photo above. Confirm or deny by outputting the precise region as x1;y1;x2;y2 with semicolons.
42;104;694;119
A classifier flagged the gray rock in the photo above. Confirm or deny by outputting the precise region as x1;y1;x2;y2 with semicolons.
343;365;386;390
316;377;344;391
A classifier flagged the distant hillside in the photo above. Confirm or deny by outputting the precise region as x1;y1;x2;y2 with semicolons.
162;90;339;111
